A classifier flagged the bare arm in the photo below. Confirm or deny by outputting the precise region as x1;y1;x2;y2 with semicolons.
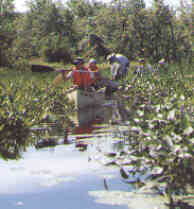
52;70;72;86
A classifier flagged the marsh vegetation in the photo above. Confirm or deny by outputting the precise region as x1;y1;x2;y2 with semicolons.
0;0;193;208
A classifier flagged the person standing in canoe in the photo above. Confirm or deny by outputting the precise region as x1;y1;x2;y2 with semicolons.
106;53;129;81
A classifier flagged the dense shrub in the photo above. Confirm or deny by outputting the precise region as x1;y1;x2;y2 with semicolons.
40;34;73;64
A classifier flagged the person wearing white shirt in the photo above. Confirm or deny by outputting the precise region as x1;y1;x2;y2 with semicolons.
106;53;129;80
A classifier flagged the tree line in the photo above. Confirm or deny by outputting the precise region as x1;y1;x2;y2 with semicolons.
0;0;193;69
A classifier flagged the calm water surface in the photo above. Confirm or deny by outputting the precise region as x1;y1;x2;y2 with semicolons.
0;104;131;209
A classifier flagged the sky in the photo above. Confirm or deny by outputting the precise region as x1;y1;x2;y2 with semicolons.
14;0;181;13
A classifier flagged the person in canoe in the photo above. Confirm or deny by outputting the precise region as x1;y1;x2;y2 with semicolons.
87;58;103;89
53;57;94;91
52;57;118;99
87;58;119;98
106;53;130;81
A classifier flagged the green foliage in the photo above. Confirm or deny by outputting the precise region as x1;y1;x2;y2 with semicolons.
0;61;194;201
0;0;17;66
0;70;72;159
0;0;193;202
120;64;194;199
40;33;73;63
66;0;102;18
0;0;189;65
0;0;15;13
21;0;76;58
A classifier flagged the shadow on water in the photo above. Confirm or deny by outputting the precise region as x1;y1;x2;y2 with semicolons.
0;100;134;209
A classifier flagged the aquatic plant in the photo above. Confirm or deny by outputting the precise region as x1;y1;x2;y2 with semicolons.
118;65;194;205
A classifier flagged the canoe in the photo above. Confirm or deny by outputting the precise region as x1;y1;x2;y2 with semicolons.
66;88;105;110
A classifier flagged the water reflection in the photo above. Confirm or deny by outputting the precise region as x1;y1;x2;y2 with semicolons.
0;101;133;209
0;100;132;170
0;101;134;177
69;106;111;151
0;127;30;160
0;101;131;159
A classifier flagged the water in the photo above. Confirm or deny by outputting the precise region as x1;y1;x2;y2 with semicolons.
0;145;130;209
0;104;131;209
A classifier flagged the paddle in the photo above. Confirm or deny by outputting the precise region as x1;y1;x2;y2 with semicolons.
52;45;97;87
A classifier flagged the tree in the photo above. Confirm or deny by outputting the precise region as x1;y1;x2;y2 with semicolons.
0;0;14;14
21;0;75;61
0;0;17;66
175;0;193;63
66;0;103;18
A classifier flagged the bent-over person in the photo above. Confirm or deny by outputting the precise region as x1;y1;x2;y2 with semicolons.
106;53;129;80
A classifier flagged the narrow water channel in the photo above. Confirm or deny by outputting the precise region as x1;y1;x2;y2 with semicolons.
0;103;132;209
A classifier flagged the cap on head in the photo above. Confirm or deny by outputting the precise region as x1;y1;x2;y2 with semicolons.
88;58;97;64
73;57;84;65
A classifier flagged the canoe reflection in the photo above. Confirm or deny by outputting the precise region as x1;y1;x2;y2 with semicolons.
69;106;110;128
69;106;112;151
68;101;131;151
0;100;131;160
